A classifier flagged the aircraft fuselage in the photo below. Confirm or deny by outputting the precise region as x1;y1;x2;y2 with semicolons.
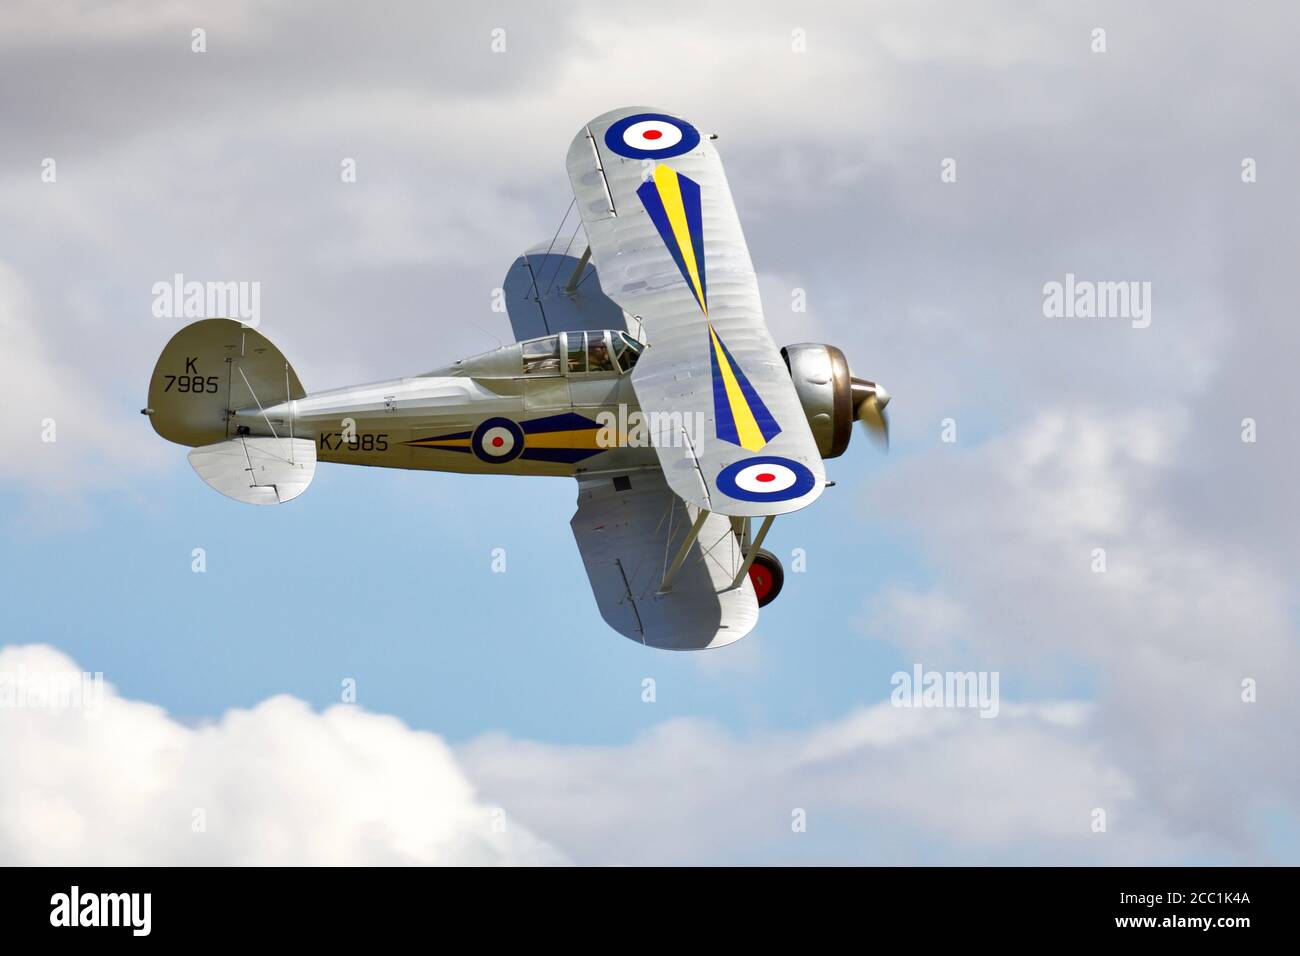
233;329;662;478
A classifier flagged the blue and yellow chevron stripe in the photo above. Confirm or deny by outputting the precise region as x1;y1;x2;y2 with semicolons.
637;165;780;451
405;413;606;464
708;325;781;451
637;165;708;315
518;413;607;463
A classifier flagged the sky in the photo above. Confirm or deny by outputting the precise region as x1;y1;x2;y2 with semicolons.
1;0;1297;865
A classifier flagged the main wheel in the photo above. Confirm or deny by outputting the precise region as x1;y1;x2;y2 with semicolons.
747;548;785;608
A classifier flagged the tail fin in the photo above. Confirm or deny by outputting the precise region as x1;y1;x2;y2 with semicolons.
144;318;305;447
144;319;314;505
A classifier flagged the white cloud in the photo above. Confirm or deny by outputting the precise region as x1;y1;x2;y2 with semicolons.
2;633;1289;865
0;644;564;865
0;0;266;45
0;641;1208;866
862;586;967;660
862;406;1300;849
0;263;164;509
460;697;1193;865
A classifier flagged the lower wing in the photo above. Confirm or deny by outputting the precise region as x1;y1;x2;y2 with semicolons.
570;468;759;650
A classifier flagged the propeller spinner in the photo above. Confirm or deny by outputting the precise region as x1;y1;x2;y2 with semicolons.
781;344;891;458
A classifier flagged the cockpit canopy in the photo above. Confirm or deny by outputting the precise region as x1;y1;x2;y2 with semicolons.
521;330;644;377
427;329;645;380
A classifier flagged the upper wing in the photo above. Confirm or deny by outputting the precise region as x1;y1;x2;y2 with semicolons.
566;107;825;517
571;468;758;649
501;239;630;342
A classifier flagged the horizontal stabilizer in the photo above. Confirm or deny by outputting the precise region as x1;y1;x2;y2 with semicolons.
187;436;316;505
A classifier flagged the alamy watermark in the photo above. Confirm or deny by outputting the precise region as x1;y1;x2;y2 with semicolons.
1042;272;1151;329
0;667;104;714
50;886;151;936
595;405;709;449
890;663;999;718
152;273;261;327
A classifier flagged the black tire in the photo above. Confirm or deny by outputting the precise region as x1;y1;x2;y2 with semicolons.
747;548;784;608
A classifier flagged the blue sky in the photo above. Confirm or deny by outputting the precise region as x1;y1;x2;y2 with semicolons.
4;434;936;745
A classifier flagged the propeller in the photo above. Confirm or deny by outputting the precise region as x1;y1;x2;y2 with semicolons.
850;377;890;450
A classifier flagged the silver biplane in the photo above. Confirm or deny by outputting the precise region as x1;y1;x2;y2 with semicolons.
143;108;890;650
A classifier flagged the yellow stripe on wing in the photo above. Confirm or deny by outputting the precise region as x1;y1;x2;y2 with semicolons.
654;165;707;315
709;325;766;451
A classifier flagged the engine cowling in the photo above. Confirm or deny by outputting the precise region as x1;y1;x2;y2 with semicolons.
781;343;891;458
780;343;853;458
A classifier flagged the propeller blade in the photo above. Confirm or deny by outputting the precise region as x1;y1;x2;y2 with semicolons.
850;377;890;451
857;396;889;450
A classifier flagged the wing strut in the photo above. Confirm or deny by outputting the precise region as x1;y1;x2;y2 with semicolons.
658;507;710;593
564;246;592;293
659;508;778;594
729;515;775;589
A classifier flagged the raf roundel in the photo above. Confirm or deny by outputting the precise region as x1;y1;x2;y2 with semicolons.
604;113;701;160
715;456;818;503
471;417;525;464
